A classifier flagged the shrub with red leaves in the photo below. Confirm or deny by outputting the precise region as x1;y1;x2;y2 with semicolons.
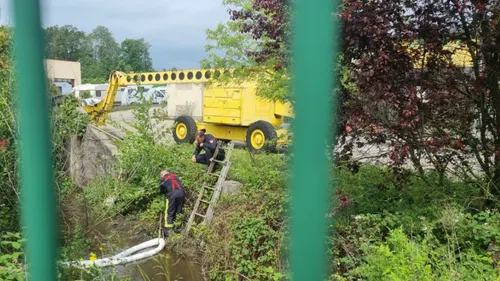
221;0;500;201
338;1;500;198
0;139;6;151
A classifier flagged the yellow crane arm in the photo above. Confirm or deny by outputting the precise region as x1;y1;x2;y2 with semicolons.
83;71;123;125
83;69;221;125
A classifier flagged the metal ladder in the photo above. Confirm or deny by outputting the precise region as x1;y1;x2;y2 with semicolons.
183;141;235;237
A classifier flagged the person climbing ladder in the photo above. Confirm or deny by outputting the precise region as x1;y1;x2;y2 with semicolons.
159;169;185;237
191;130;225;172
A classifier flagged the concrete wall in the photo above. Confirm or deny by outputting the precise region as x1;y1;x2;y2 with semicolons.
45;59;82;87
166;83;204;120
66;126;118;187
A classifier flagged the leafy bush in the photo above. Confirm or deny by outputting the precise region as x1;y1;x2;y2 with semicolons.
0;232;25;281
348;227;498;281
351;228;434;280
228;216;284;280
331;204;500;280
205;192;288;281
0;26;89;233
202;152;289;281
0;26;18;232
52;94;90;172
80;91;92;99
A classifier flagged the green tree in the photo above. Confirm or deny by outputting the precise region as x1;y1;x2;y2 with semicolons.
200;0;291;102
44;25;97;83
44;25;92;62
86;26;120;81
43;25;156;82
119;39;153;72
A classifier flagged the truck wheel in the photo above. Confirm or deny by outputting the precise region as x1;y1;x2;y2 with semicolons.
173;116;197;143
246;120;277;152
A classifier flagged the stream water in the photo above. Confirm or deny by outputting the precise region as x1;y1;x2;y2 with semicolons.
112;254;203;281
91;218;205;281
97;244;205;281
62;194;204;281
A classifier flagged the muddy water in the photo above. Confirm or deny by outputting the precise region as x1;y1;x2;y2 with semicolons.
115;254;203;281
62;194;204;281
96;245;205;281
91;218;205;281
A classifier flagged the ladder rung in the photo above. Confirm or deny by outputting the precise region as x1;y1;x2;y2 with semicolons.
195;212;206;218
184;141;234;238
203;185;215;190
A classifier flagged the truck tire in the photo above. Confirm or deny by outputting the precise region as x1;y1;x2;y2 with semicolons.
173;116;197;143
246;120;277;152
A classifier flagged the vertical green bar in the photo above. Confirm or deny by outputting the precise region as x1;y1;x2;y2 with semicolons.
12;0;57;280
290;0;337;280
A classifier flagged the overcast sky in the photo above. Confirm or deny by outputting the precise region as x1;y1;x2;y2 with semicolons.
0;0;229;70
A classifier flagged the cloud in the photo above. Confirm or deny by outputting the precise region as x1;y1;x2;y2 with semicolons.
150;44;207;69
0;0;229;69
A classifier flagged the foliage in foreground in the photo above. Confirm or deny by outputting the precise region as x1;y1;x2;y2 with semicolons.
81;125;500;280
202;161;500;280
0;25;91;280
0;25;90;233
75;88;500;280
0;233;25;281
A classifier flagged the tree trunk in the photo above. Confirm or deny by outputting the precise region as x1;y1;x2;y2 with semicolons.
487;65;500;207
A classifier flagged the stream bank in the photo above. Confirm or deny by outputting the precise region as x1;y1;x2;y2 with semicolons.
62;126;206;280
62;124;246;281
61;190;205;281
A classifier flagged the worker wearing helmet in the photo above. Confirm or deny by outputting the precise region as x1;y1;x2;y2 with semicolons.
191;130;225;171
159;169;185;238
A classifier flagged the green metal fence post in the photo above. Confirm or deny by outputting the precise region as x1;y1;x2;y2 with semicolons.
12;0;58;280
290;0;337;280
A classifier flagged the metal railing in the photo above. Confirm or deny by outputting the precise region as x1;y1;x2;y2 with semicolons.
12;0;338;280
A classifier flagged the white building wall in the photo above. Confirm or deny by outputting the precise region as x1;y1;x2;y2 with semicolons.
166;83;204;120
44;59;82;86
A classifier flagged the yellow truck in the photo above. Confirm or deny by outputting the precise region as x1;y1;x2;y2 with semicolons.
83;69;293;152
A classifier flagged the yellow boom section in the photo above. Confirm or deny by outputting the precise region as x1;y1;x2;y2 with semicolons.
404;39;474;68
83;69;225;125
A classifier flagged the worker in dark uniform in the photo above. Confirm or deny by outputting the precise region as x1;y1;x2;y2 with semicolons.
191;130;225;171
159;169;185;237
